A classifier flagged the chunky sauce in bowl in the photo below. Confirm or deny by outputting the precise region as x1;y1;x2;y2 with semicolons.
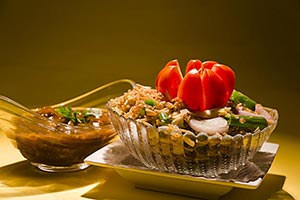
13;107;117;169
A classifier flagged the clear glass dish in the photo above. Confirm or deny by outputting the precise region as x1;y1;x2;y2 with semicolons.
106;101;278;178
0;79;135;172
85;139;279;199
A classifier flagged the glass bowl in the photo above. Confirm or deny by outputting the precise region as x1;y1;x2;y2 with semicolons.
106;101;278;178
0;79;135;172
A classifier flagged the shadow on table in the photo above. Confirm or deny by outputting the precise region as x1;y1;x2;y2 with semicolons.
82;172;294;200
0;160;112;198
222;173;294;200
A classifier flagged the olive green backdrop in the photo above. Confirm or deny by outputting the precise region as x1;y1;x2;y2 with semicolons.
0;0;299;137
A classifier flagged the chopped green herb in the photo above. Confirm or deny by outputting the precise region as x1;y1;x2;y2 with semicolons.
57;106;76;123
158;112;171;125
139;108;146;117
56;106;96;125
144;99;157;106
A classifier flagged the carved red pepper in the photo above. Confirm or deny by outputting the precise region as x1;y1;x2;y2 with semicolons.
156;59;235;112
155;59;183;100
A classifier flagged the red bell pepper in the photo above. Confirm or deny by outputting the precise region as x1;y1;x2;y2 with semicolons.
156;59;235;112
155;59;183;100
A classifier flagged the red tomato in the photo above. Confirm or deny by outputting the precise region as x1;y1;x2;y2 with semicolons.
211;64;236;100
156;59;235;111
178;69;204;111
185;59;202;74
155;60;183;100
202;61;218;69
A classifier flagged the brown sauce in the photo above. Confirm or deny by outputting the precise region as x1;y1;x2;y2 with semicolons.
14;107;116;166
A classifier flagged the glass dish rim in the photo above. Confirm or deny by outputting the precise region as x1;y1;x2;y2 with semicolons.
1;79;136;133
106;104;279;139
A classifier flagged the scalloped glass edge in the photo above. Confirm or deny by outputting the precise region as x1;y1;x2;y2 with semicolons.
106;105;278;178
85;139;279;199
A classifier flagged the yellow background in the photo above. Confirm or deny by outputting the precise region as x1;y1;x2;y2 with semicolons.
0;1;299;199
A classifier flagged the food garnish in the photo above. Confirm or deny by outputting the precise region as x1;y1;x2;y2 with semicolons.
56;106;96;125
144;99;157;106
230;90;256;110
37;106;106;126
155;60;183;101
156;59;235;112
109;59;275;137
154;59;274;135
